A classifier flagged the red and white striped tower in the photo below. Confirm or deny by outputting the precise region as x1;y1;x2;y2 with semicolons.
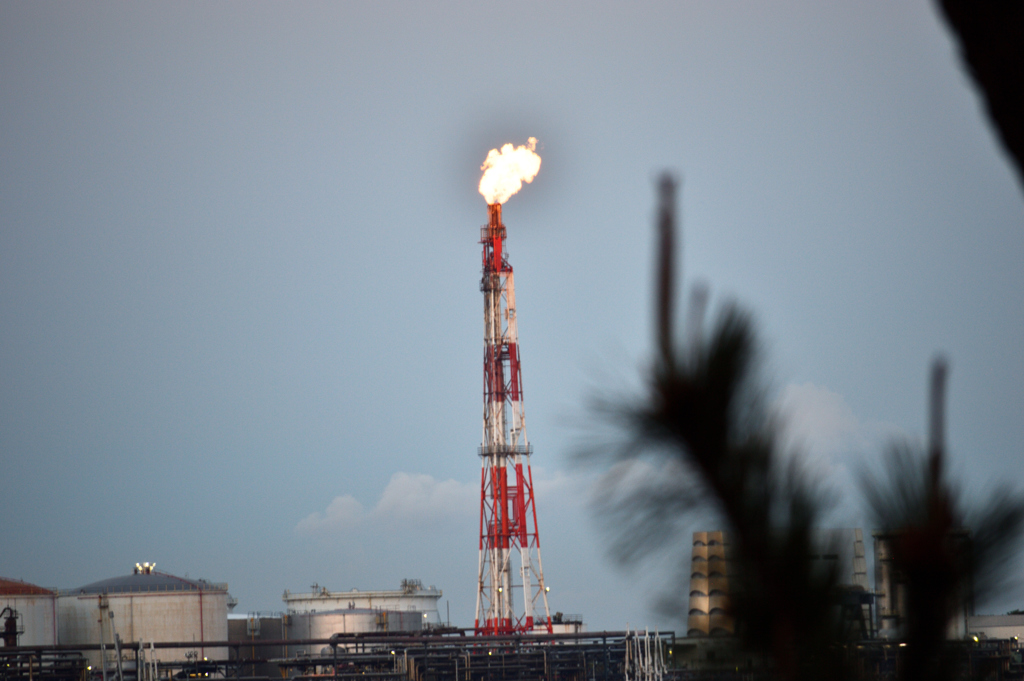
474;202;552;636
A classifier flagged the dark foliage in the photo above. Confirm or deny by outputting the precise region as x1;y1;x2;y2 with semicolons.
591;176;1024;680
593;176;846;681
861;362;1024;681
936;1;1024;194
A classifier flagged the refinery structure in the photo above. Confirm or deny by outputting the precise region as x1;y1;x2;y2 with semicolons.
474;138;551;636
0;578;57;647
5;528;1022;681
5;140;1024;680
283;579;443;626
0;138;649;681
57;564;231;667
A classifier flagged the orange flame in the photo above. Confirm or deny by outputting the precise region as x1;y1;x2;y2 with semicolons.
478;137;541;205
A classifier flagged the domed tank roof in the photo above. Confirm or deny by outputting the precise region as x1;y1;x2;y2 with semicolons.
68;570;227;595
0;577;55;596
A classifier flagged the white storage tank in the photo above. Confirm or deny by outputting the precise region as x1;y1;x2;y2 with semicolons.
283;579;442;625
58;564;229;667
284;608;421;654
0;577;58;646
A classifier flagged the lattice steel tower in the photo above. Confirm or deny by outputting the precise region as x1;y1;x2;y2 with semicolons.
474;202;552;636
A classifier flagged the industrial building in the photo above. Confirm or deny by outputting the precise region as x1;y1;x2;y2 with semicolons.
968;614;1024;641
57;563;230;668
283;579;442;625
687;531;732;637
813;528;870;591
227;613;285;680
226;606;425;677
231;629;668;681
687;528;871;639
873;529;973;640
1;577;58;647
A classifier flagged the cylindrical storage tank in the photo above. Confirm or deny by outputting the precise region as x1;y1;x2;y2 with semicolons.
285;608;422;651
0;578;58;646
282;581;442;626
58;568;229;668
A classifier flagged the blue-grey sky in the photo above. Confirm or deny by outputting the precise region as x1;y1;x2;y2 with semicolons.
2;2;1023;631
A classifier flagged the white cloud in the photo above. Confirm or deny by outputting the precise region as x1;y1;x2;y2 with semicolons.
295;494;365;535
374;472;477;523
776;382;869;472
531;466;582;500
773;382;905;519
296;466;602;538
296;472;477;536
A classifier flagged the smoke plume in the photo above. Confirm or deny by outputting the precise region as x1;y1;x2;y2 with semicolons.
478;137;541;205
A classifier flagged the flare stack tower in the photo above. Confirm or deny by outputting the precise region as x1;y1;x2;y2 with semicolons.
474;202;552;635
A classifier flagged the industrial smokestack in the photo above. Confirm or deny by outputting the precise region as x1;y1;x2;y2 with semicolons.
488;202;502;230
474;146;551;636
